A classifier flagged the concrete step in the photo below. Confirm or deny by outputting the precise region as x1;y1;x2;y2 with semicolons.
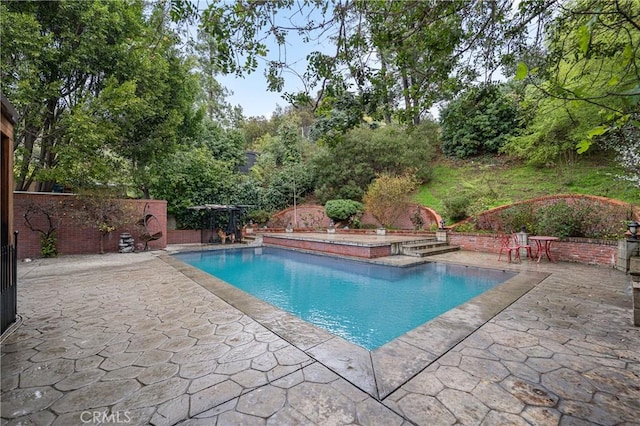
402;240;448;250
243;235;257;243
403;245;461;257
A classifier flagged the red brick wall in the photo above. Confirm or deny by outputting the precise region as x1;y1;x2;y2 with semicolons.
167;229;201;244
449;232;618;266
14;192;166;259
263;235;392;258
269;203;442;230
254;228;618;266
264;230;618;265
268;205;331;228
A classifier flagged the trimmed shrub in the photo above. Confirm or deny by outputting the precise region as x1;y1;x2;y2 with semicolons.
324;199;364;223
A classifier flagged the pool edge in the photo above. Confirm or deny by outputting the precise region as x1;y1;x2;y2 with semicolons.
158;249;548;401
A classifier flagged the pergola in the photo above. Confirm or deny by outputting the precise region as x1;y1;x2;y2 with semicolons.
187;204;250;244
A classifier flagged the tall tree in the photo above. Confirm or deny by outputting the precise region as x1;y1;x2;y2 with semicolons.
166;0;639;134
504;0;639;169
192;29;244;128
117;4;201;198
1;0;146;190
360;1;464;125
514;0;639;152
188;0;527;127
1;0;199;195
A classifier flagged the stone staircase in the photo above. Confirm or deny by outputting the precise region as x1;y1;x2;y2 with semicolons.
401;238;460;257
242;233;263;245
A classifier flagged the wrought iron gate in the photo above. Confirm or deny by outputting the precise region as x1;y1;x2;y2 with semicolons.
1;231;18;334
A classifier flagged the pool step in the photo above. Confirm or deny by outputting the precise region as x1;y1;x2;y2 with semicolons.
402;240;460;257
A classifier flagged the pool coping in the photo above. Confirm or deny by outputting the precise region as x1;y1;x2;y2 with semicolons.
159;247;549;400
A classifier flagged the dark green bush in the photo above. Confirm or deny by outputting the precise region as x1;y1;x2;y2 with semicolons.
536;201;584;237
462;198;631;239
324;199;364;222
247;209;271;226
262;164;315;212
440;84;521;159
311;123;436;203
496;204;538;233
443;194;474;222
537;200;629;239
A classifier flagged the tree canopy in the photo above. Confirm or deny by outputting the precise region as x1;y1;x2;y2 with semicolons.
178;0;637;145
312;122;437;203
440;84;521;159
191;0;526;127
3;0;637;221
1;0;199;194
515;0;639;154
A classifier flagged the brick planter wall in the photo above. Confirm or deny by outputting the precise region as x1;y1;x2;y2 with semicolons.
257;228;618;266
457;194;639;233
263;235;391;258
14;192;166;259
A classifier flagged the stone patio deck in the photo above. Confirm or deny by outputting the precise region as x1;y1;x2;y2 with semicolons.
1;247;639;425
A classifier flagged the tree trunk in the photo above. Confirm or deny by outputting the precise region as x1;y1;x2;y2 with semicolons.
409;71;421;125
141;186;150;199
401;71;411;123
16;125;37;191
378;50;392;125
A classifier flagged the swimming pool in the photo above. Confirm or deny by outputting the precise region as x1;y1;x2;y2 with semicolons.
175;247;516;350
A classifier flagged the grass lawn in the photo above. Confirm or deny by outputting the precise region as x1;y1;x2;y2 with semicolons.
415;156;639;219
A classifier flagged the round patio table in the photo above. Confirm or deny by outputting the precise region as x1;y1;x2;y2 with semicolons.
529;236;559;263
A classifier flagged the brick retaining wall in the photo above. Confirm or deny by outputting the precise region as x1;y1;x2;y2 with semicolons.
256;228;618;266
263;235;392;258
459;194;639;234
12;191;625;266
14;192;166;259
269;203;442;230
449;232;618;266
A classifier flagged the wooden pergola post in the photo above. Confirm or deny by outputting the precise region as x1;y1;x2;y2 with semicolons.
1;94;17;247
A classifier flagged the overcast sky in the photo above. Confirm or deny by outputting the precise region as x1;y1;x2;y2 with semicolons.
188;1;332;119
216;41;318;118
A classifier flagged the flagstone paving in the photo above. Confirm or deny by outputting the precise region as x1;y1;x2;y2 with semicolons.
1;248;639;425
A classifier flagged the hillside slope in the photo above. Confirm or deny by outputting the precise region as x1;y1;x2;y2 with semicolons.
415;156;639;221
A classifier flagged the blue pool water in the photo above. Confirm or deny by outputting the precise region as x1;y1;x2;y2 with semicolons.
175;247;515;350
